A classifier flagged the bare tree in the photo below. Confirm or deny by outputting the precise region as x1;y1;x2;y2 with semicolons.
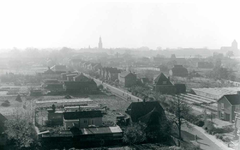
168;95;193;140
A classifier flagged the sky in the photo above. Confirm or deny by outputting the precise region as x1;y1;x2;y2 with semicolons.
0;0;240;50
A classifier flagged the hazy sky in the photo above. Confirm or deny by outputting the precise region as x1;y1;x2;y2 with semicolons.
0;0;239;50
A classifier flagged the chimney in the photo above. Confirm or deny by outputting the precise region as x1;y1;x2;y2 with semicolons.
168;76;170;81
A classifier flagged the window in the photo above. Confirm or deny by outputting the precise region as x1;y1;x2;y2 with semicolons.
84;120;88;124
92;120;94;124
163;81;167;84
221;103;224;109
221;111;224;119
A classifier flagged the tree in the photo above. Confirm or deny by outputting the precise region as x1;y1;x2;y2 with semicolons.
226;51;234;58
4;109;39;149
123;123;146;145
168;95;193;140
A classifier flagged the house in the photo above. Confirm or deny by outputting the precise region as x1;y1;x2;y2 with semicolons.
169;65;188;77
125;101;166;122
118;71;137;87
64;74;98;94
217;93;240;122
39;67;61;79
107;67;120;82
63;110;103;129
51;65;67;73
42;79;63;92
154;73;175;94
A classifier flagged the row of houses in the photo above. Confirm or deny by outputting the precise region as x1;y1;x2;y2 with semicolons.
41;72;98;94
79;60;139;87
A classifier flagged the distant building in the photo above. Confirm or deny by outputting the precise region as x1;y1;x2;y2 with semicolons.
39;67;61;79
106;67;121;82
118;71;137;87
154;73;175;94
169;65;188;77
217;93;240;122
221;40;238;51
51;65;67;73
98;37;103;49
42;79;63;92
64;74;98;94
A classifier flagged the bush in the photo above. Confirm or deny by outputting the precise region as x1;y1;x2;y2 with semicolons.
1;102;10;107
222;137;231;143
194;120;204;127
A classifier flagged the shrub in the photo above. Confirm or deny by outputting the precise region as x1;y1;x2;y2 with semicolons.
222;137;231;143
1;102;10;107
194;120;204;127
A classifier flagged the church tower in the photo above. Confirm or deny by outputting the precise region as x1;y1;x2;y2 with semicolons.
232;39;238;50
98;37;103;49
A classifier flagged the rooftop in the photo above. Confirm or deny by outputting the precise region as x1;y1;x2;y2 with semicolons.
81;126;122;135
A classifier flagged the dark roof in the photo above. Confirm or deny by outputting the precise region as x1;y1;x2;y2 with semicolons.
154;73;172;85
171;65;188;75
64;111;103;120
126;101;166;122
222;94;240;105
138;107;164;124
